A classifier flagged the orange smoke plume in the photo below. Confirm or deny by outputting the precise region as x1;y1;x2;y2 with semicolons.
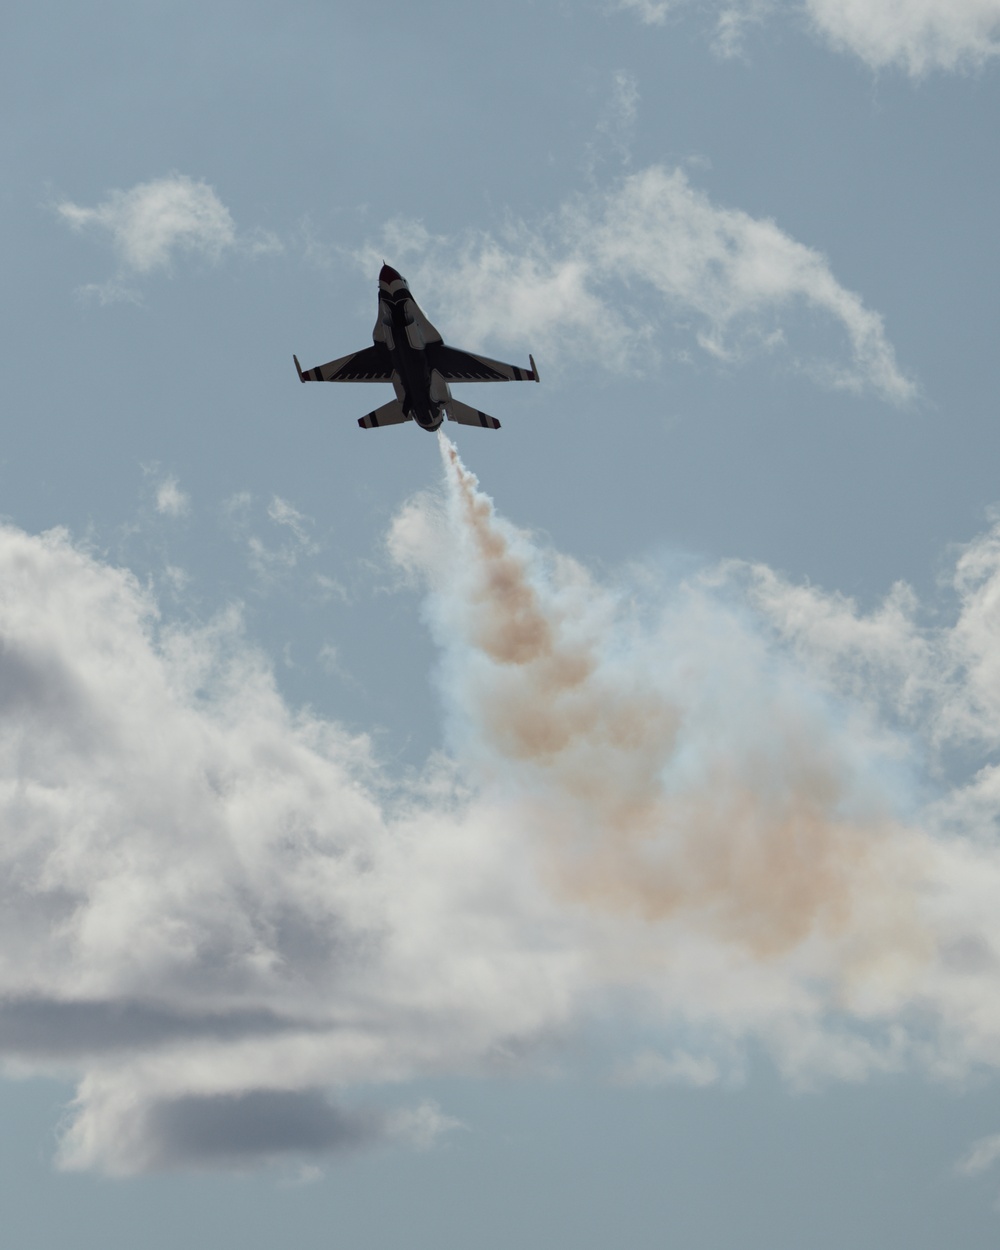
429;435;930;982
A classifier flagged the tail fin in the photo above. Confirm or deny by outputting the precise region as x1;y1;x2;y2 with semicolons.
446;398;501;430
358;399;411;429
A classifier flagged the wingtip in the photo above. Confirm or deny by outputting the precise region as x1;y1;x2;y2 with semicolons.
529;354;540;383
293;354;305;383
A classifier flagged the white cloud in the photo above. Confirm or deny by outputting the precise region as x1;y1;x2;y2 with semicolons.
956;1132;1000;1176
805;0;1000;74
368;165;914;403
590;166;913;400
267;496;317;550
163;565;191;595
155;476;190;518
56;174;282;301
618;0;1000;73
280;1162;324;1187
14;441;1000;1172
713;1;778;57
0;516;582;1172
223;492;321;588
737;512;1000;753
619;0;776;58
617;0;674;23
317;642;345;679
388;1100;466;1151
614;1048;725;1087
589;70;641;169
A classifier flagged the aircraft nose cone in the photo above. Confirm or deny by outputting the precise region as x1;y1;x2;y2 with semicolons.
379;262;403;285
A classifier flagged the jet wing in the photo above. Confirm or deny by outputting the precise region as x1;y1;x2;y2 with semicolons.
428;345;538;383
294;344;392;383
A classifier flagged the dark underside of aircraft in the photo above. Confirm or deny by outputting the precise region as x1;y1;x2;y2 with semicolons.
294;263;538;431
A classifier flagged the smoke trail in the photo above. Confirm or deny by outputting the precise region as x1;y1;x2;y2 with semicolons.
395;437;932;984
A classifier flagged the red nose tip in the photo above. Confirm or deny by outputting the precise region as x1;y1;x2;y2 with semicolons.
379;262;403;285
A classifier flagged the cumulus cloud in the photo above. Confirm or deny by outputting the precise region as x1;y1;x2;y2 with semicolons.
56;174;282;302
10;439;1000;1172
367;165;914;403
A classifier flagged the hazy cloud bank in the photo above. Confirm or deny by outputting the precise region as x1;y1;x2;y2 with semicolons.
5;441;1000;1171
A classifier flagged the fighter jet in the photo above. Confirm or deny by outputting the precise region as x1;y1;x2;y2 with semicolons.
294;263;538;431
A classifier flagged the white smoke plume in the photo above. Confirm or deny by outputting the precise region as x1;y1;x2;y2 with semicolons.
4;441;1000;1172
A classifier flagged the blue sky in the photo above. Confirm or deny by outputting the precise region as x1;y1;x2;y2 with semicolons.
4;0;1000;1244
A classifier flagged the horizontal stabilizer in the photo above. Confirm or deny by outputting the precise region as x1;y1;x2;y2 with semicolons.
358;399;411;429
446;398;501;430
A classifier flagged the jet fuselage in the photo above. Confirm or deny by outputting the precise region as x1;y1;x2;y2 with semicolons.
376;265;449;431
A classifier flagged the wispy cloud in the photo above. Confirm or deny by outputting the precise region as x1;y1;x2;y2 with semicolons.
618;0;1000;73
366;165;914;403
223;492;322;589
587;70;641;172
613;1048;728;1087
713;0;777;58
617;0;675;24
56;174;282;302
155;476;190;519
956;1133;1000;1177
